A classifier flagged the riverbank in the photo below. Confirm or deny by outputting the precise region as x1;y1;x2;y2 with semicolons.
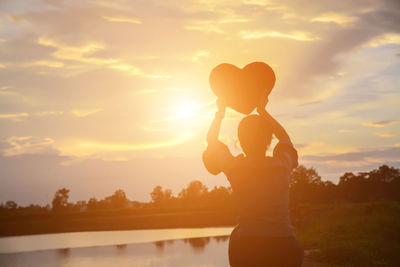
0;208;236;237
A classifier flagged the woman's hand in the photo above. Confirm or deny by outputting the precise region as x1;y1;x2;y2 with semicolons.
206;98;226;144
216;98;226;118
257;93;269;115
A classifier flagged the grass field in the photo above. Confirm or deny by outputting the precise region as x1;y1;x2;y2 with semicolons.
1;202;399;266
294;202;400;266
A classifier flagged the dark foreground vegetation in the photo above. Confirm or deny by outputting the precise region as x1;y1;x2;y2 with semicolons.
295;202;400;266
1;164;400;266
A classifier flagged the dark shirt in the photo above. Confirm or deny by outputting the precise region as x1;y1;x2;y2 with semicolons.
203;140;298;236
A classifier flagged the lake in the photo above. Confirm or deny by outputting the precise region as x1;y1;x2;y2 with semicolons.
0;227;234;267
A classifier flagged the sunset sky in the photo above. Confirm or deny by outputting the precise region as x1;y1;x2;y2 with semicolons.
0;0;399;205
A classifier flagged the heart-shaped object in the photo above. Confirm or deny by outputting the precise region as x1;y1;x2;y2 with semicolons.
209;62;276;114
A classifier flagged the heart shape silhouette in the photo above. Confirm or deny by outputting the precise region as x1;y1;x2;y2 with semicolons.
209;62;276;114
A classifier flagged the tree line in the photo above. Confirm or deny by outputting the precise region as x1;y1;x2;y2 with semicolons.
1;164;399;213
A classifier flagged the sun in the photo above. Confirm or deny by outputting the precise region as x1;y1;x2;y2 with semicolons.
177;101;198;117
156;90;209;126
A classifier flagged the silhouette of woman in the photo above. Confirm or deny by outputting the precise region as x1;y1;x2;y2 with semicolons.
203;94;303;266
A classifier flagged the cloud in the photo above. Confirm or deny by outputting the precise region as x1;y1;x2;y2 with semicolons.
108;64;142;75
58;135;192;156
0;113;29;119
243;0;270;6
7;14;24;24
311;12;359;26
143;73;171;79
219;18;248;24
375;132;396;138
184;13;248;34
71;109;102;117
297;100;323;107
1;136;56;156
23;60;64;68
107;64;171;79
363;120;398;128
366;33;400;47
303;146;400;163
185;21;224;34
37;37;117;65
337;129;355;133
34;111;63;116
101;16;142;24
297;142;328;155
0;91;18;96
239;30;320;41
192;51;210;61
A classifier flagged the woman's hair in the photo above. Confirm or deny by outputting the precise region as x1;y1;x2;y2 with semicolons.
238;114;273;156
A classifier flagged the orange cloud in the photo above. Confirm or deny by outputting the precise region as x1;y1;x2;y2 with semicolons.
185;21;224;34
109;64;142;75
367;33;400;47
23;60;64;68
37;37;117;65
34;111;64;116
0;91;18;96
58;135;192;157
375;132;396;138
192;51;210;61
71;109;102;117
2;136;55;156
337;129;355;133
101;16;142;24
239;30;320;41
0;113;29;119
363;120;398;128
311;12;358;26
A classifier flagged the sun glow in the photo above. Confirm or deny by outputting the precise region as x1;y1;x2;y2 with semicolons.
177;100;199;118
151;94;205;123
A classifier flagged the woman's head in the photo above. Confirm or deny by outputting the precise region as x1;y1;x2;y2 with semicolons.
238;114;273;157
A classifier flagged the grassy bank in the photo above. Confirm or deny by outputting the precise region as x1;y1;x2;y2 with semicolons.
294;202;400;266
0;207;236;236
1;202;399;266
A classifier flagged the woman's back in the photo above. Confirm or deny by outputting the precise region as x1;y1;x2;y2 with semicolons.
226;156;294;237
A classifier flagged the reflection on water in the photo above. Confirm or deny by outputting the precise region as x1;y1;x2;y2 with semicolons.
154;239;175;250
183;237;210;252
152;236;230;253
57;248;70;256
0;236;231;267
0;227;233;254
115;244;127;251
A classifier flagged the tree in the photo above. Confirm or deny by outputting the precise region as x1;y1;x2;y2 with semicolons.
208;186;233;207
290;165;326;203
179;180;208;206
75;200;87;211
290;165;322;187
52;188;70;211
368;165;400;183
338;172;370;202
87;197;98;210
105;189;129;209
151;186;173;207
338;165;400;202
5;200;18;210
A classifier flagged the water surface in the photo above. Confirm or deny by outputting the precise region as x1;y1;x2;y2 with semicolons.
0;228;233;267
